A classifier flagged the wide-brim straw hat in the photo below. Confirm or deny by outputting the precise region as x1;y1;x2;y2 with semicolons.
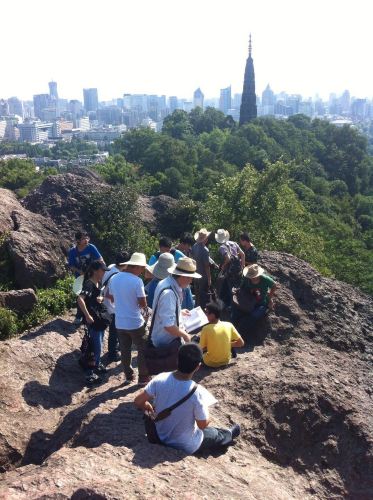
125;252;147;267
194;228;211;242
168;257;202;279
215;229;230;244
243;263;265;279
146;252;174;280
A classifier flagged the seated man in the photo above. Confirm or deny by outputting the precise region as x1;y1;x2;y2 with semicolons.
134;343;240;454
231;264;277;332
200;300;244;368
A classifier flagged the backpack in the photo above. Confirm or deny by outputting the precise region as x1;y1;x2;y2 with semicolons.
224;243;242;284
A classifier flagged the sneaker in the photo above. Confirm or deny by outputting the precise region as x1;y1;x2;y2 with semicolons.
230;424;241;440
86;373;102;385
138;376;152;386
73;316;83;326
95;363;108;374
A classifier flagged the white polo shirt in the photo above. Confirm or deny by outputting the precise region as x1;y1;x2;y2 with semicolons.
151;276;183;347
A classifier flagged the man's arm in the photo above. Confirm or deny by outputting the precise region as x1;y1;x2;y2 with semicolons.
238;248;245;269
196;418;210;430
138;296;147;308
165;325;190;343
232;337;244;348
134;389;154;414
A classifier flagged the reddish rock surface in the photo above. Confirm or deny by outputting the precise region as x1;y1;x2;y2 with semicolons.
0;252;372;498
0;188;66;289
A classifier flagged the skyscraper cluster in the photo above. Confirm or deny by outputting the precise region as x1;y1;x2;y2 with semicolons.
0;37;372;145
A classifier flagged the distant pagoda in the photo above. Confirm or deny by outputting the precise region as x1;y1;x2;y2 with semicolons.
239;34;257;125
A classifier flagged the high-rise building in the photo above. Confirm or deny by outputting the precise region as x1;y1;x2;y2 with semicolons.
7;97;24;117
239;34;257;125
169;96;178;112
262;84;274;106
69;100;83;119
0;99;9;116
219;86;232;114
193;88;204;109
83;88;99;112
48;81;58;100
33;94;50;120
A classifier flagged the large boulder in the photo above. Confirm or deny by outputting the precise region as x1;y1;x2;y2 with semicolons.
23;172;179;239
0;289;37;313
0;252;372;498
0;188;66;289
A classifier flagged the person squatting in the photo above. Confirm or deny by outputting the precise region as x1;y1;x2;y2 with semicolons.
68;228;277;455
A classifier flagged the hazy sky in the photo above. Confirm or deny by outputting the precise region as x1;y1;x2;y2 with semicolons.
2;0;372;102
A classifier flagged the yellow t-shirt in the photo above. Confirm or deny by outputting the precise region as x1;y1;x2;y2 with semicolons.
199;321;241;368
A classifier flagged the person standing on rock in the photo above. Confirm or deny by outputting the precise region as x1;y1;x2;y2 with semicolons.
109;253;151;386
134;343;240;454
239;232;259;266
68;231;105;326
77;261;111;385
191;228;212;309
102;251;131;363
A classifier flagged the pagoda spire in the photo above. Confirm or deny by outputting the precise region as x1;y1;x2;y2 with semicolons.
239;34;257;125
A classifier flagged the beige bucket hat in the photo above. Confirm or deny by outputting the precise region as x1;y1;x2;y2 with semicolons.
168;257;202;279
243;263;265;279
215;229;230;244
125;252;147;267
194;228;211;242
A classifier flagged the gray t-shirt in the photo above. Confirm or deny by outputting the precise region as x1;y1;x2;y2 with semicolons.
191;242;210;279
145;372;209;454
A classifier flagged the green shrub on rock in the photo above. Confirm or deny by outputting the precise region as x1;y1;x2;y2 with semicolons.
0;307;18;339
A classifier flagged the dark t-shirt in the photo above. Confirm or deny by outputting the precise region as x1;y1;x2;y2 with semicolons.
191;243;210;279
79;279;106;330
243;245;259;265
241;274;275;306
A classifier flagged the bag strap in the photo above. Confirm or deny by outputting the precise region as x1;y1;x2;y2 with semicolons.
102;271;119;289
155;384;198;422
149;286;179;341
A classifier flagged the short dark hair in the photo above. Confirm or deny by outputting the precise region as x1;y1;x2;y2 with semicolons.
159;236;172;249
75;231;89;241
205;299;224;319
240;232;251;243
115;250;131;266
177;344;203;374
180;233;194;246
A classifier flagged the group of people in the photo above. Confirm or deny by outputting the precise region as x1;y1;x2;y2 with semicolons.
67;227;278;455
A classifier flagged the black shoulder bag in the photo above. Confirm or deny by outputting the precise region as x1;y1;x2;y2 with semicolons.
144;384;198;444
144;287;182;376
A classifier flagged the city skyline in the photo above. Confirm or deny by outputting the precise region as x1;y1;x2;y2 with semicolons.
2;0;372;101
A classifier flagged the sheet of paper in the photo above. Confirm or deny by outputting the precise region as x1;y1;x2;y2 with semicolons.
183;306;209;333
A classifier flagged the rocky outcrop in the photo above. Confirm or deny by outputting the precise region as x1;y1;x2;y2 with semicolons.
0;188;66;289
23;172;178;239
0;289;37;313
0;252;372;498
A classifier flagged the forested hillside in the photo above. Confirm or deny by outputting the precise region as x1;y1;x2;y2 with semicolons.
96;109;373;294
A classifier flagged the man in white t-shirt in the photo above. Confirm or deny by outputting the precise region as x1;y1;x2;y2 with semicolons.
134;343;240;454
103;251;131;363
109;252;150;385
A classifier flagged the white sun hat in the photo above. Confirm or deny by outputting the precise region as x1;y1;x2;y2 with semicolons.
167;257;202;279
215;229;230;244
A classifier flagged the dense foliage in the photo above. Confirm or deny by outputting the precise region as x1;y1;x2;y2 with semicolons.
0;158;57;197
97;109;373;294
0;277;75;340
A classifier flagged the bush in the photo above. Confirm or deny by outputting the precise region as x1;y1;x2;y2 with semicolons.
0;307;18;340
